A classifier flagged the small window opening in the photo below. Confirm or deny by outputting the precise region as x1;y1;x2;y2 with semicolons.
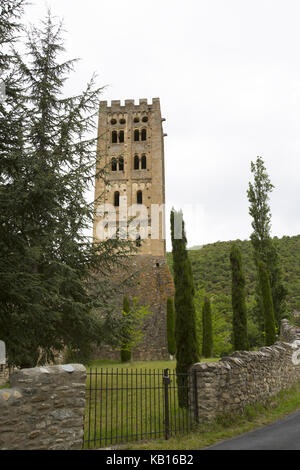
137;190;143;205
141;154;147;169
134;155;140;170
119;130;124;143
134;129;140;141
114;191;120;207
141;128;147;141
111;118;117;125
136;234;142;247
112;130;118;143
119;157;124;171
142;116;148;123
134;117;140;123
120;118;126;124
111;158;117;171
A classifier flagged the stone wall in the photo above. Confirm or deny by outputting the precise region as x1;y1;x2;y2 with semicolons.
0;364;86;450
190;320;300;423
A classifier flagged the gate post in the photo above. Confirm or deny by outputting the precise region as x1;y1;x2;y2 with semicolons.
163;368;171;440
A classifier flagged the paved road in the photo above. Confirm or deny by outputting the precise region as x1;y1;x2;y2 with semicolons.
205;409;300;450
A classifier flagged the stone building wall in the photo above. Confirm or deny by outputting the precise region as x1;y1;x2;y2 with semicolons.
189;320;300;423
0;364;86;450
93;254;175;361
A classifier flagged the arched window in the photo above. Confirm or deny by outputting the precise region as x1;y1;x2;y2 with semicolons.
134;129;139;141
137;190;143;205
119;130;124;143
134;155;140;170
141;128;147;141
114;191;120;207
141;154;147;169
136;234;142;247
112;130;118;143
111;158;117;171
118;157;124;171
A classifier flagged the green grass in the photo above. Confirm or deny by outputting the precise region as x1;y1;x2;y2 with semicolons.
0;382;9;389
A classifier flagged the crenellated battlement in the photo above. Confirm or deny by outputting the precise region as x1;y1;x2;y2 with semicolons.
99;97;160;111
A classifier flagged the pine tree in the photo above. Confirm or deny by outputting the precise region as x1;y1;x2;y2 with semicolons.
230;244;249;351
247;156;287;330
258;261;277;346
166;297;176;357
170;209;198;407
0;12;135;367
202;297;213;358
121;296;132;363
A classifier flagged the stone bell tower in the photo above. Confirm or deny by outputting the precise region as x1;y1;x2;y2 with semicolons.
93;98;174;361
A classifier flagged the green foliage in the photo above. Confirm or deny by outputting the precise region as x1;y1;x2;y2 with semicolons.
166;298;176;356
195;288;232;357
0;12;135;368
167;233;300;353
202;297;213;357
119;297;151;359
168;235;299;318
230;244;249;351
258;261;277;346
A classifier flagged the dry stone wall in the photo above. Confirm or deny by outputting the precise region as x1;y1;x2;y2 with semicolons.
0;364;86;450
190;320;300;423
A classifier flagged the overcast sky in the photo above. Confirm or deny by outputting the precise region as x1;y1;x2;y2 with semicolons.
23;0;300;249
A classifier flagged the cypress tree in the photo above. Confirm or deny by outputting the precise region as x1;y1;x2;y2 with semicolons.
230;244;249;351
258;261;277;346
166;297;176;357
247;157;287;329
121;296;132;363
202;297;213;358
170;209;198;407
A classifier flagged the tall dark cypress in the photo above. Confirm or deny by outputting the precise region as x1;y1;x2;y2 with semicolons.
202;297;213;358
166;297;176;357
170;209;198;407
258;261;277;346
230;244;249;351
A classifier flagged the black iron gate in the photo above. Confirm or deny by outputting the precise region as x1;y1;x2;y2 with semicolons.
83;368;197;449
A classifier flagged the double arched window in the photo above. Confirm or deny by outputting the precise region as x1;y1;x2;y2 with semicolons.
111;156;124;172
112;130;125;143
133;154;147;170
133;129;147;142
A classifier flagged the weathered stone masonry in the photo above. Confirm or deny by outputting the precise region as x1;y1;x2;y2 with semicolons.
190;319;300;423
0;364;86;450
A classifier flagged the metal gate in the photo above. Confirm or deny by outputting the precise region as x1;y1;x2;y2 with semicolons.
83;368;196;449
